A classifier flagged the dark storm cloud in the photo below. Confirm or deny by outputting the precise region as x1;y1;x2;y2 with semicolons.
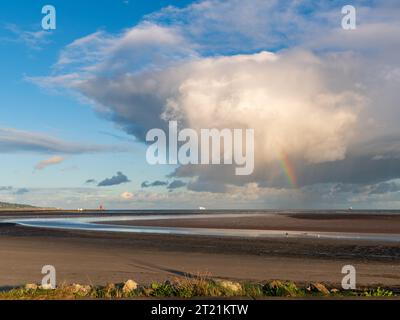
169;165;233;193
298;156;400;187
79;76;169;142
367;181;400;195
141;180;168;188
329;181;400;196
168;149;400;193
330;183;362;194
98;172;130;187
187;179;227;193
85;179;97;184
167;180;187;190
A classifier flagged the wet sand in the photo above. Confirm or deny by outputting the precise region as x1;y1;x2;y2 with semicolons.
99;213;400;234
1;216;400;289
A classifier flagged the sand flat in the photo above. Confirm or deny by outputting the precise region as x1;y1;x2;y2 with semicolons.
0;221;400;288
1;211;400;289
97;213;400;234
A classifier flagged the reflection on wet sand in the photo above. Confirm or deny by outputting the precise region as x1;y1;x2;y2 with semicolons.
5;213;400;243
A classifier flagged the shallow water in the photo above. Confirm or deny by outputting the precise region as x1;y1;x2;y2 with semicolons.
3;213;400;243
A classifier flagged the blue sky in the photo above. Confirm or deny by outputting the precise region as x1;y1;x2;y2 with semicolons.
0;1;180;201
1;1;400;209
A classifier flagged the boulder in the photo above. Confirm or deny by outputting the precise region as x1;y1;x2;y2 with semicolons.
25;283;38;290
40;283;55;290
122;280;138;293
67;284;91;295
216;280;242;293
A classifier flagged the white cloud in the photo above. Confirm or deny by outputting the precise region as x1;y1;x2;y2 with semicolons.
160;50;361;164
0;127;127;154
54;22;197;76
120;191;134;199
63;48;367;190
28;0;400;194
35;155;65;170
6;181;400;210
2;23;51;50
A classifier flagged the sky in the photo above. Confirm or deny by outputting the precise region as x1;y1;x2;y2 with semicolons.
0;0;400;209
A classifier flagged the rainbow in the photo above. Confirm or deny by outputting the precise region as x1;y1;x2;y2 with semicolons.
279;152;298;188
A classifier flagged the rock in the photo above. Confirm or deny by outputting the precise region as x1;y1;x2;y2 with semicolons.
122;280;138;293
25;283;38;290
216;280;242;293
40;283;55;290
66;284;91;295
307;282;330;295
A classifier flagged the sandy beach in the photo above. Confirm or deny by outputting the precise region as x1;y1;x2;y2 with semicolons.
0;211;400;290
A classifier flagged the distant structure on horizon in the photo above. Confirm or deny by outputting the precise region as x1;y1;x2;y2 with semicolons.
199;207;206;211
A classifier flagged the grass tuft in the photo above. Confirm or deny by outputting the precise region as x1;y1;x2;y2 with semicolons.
0;279;396;300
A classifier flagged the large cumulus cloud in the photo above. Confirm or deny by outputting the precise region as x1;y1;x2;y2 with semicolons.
30;0;400;197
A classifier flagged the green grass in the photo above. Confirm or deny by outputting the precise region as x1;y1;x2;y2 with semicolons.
0;201;36;209
0;279;397;300
362;287;394;297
